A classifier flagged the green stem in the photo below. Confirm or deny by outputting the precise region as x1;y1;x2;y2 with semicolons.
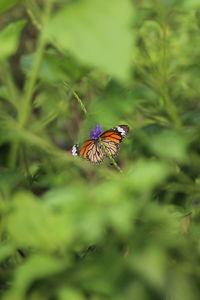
9;1;54;169
99;138;123;173
19;0;54;127
159;12;182;129
21;145;32;185
162;85;181;129
25;0;42;31
73;89;87;115
25;0;42;30
0;61;19;108
63;81;87;114
0;61;20;169
8;142;19;169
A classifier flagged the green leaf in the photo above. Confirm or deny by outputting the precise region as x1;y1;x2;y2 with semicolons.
0;85;9;100
6;191;75;251
125;160;170;191
21;51;86;83
150;130;188;162
182;0;200;8
130;246;167;289
46;0;134;81
58;287;85;300
0;20;26;60
0;0;21;14
4;254;64;300
0;244;14;262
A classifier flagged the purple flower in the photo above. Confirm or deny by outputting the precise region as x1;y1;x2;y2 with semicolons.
90;124;102;140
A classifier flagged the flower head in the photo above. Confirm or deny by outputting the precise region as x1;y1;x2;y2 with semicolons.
90;124;102;140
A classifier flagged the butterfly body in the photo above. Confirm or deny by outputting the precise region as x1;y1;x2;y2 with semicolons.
72;125;129;164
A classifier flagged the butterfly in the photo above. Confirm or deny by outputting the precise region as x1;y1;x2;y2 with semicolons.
72;124;129;164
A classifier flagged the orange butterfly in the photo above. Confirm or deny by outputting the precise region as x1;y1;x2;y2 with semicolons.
72;124;129;164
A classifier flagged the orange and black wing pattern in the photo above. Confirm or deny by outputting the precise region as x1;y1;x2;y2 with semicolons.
71;140;93;159
86;142;105;164
72;140;105;164
71;125;129;164
79;140;94;159
99;125;129;158
100;125;129;142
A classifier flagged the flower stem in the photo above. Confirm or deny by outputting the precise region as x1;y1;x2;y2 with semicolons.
63;81;87;115
99;138;123;173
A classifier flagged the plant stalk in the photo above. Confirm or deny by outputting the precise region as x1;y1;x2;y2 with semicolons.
9;1;54;169
160;10;182;129
63;81;87;115
99;138;122;173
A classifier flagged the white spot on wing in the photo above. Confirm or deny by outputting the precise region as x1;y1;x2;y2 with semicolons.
72;145;78;156
117;126;126;136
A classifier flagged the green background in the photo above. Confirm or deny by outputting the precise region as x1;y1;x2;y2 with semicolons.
1;0;200;299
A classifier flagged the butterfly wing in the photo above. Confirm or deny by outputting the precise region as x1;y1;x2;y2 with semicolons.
72;125;129;163
100;139;120;157
79;140;94;159
72;144;79;156
86;142;105;164
99;125;129;158
72;140;105;164
114;125;129;138
72;140;93;158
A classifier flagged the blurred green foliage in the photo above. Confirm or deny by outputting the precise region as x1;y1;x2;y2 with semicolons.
1;0;200;299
